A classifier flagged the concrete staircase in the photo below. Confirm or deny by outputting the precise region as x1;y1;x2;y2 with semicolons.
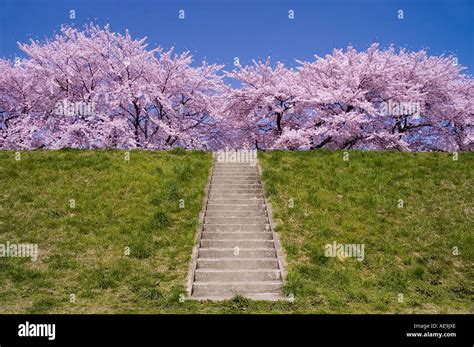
189;159;284;301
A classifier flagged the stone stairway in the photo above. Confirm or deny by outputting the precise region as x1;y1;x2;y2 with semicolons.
188;158;285;301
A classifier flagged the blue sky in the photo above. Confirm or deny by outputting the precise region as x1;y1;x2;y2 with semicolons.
1;0;473;72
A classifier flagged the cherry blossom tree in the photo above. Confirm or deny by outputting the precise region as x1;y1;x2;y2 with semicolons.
306;45;473;151
226;44;472;151
143;50;225;149
224;59;301;149
0;24;225;149
0;25;472;151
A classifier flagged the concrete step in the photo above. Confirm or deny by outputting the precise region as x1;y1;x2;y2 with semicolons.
211;176;261;184
190;293;282;301
207;198;263;205
212;172;259;180
190;158;284;302
198;248;276;258
212;174;259;179
212;173;258;177
212;181;261;187
200;239;274;248
197;258;279;270
208;194;263;200
194;269;281;282
212;174;258;177
213;164;257;167
211;180;261;184
213;174;259;177
209;188;262;194
213;168;258;172
210;186;262;190
211;184;262;189
201;232;272;240
213;164;257;168
192;281;282;296
206;204;265;211
205;217;267;224
214;164;255;166
205;210;266;218
203;224;269;232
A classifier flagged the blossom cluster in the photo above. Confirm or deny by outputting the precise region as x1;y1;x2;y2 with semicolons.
1;25;472;151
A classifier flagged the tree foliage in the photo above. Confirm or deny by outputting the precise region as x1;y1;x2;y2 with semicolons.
1;25;472;151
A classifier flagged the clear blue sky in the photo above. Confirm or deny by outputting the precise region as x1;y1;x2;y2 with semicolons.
1;0;473;72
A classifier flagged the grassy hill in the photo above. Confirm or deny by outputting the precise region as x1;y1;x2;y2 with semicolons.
0;149;212;313
259;150;473;313
0;149;472;313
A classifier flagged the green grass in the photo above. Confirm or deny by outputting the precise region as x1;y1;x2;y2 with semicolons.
258;150;473;313
0;149;472;313
0;149;214;313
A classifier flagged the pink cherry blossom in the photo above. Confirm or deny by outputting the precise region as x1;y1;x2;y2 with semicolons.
0;26;472;151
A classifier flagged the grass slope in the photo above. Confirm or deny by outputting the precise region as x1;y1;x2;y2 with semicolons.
0;150;472;313
259;150;473;313
0;149;212;313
